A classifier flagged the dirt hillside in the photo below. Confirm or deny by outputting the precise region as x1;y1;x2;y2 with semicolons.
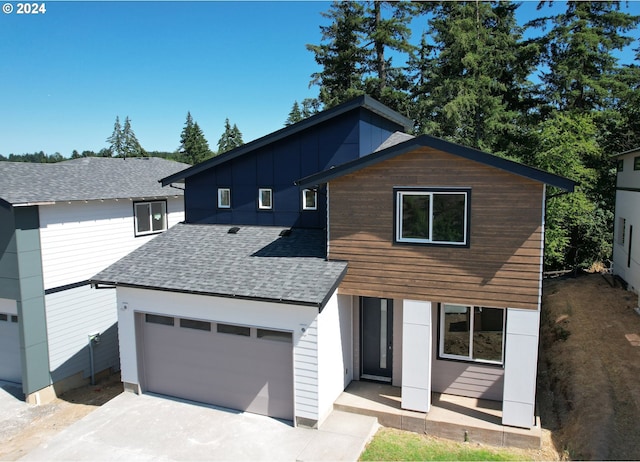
537;273;640;460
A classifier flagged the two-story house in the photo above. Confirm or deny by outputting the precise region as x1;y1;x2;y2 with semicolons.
613;147;640;304
0;157;187;403
92;96;574;430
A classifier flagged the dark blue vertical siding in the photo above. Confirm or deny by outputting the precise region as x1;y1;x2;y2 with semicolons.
184;107;405;228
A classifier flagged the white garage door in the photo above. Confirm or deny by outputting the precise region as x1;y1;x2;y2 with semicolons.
0;313;22;384
140;314;294;420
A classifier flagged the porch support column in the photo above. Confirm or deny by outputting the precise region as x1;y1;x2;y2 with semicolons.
401;300;431;413
502;308;539;428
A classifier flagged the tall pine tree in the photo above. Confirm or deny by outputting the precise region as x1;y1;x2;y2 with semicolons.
179;112;212;165
217;118;244;154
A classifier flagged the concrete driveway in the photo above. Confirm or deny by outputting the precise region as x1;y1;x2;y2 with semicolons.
19;392;378;461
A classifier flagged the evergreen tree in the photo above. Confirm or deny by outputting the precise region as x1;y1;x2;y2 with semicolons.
409;2;530;153
105;116;122;157
121;116;146;157
179;112;212;165
361;1;414;112
307;1;368;108
285;101;303;126
529;1;639;114
217;118;244;154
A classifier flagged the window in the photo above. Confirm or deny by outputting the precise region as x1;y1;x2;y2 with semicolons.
135;201;167;236
439;304;505;364
618;217;626;245
180;318;211;331
218;188;231;209
145;314;174;326
0;314;7;321
635;156;640;170
258;188;273;210
395;189;469;245
617;159;624;173
302;189;317;210
11;315;17;323
257;328;292;343
217;323;250;336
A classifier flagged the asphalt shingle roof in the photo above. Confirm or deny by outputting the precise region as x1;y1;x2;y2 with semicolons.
0;157;189;205
91;224;348;309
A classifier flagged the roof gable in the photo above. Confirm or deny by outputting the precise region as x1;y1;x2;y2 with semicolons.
296;134;576;192
160;95;413;186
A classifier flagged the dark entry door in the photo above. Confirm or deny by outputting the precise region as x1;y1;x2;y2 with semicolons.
361;297;393;381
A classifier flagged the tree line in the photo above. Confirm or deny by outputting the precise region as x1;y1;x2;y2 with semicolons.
1;113;245;165
289;0;640;271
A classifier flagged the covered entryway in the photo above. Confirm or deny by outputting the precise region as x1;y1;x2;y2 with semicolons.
0;312;21;384
139;313;294;420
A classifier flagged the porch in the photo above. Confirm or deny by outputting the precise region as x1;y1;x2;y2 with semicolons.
333;381;542;450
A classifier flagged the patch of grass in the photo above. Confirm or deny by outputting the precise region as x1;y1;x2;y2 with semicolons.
360;428;526;461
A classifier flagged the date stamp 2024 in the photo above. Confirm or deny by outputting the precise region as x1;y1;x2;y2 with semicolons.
3;2;47;15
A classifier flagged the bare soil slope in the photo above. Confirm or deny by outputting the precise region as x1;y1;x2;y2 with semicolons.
538;273;640;460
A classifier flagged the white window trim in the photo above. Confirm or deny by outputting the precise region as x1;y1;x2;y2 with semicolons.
218;188;231;209
302;189;317;211
258;188;273;210
438;304;505;365
396;189;468;245
134;200;167;237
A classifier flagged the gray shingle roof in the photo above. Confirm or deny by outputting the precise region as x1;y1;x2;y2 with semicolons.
0;157;189;205
91;224;348;309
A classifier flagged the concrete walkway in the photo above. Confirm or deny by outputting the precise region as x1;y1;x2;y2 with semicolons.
20;392;378;461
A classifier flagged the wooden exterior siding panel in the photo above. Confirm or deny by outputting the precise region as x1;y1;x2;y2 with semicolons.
328;148;544;310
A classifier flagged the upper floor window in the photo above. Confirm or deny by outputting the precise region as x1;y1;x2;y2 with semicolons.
258;188;273;210
634;156;640;171
302;189;317;210
439;304;505;365
395;188;469;246
134;201;167;237
617;159;624;173
218;188;231;209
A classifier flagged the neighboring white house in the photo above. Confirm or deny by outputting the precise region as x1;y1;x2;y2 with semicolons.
613;147;640;302
0;157;187;403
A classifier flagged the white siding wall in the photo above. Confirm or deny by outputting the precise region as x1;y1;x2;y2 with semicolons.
502;308;539;428
38;198;184;290
317;293;353;425
401;299;432;413
45;285;119;382
116;287;321;422
613;189;640;295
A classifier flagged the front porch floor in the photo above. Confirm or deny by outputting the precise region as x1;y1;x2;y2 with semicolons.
333;381;542;450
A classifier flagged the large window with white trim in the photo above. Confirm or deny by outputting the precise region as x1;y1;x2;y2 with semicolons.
134;201;167;237
395;188;469;245
439;304;505;365
218;188;231;209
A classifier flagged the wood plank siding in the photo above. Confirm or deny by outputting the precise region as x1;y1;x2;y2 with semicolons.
328;148;544;310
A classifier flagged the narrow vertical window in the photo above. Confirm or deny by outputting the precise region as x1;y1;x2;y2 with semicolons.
634;156;640;171
259;188;273;210
302;189;317;210
218;188;231;209
617;159;624;173
618;217;626;245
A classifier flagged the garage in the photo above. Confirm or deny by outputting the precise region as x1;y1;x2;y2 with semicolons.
0;312;22;384
139;313;294;420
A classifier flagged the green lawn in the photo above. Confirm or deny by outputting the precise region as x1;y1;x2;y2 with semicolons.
360;428;527;461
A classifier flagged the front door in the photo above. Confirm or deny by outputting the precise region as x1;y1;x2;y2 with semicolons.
361;297;393;382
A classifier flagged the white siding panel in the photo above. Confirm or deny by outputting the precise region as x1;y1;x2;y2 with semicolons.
45;285;120;382
401;300;432;413
316;292;352;425
116;287;320;422
502;308;539;428
613;189;640;295
39;198;184;290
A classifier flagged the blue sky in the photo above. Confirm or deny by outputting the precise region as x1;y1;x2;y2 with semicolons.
1;1;639;157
